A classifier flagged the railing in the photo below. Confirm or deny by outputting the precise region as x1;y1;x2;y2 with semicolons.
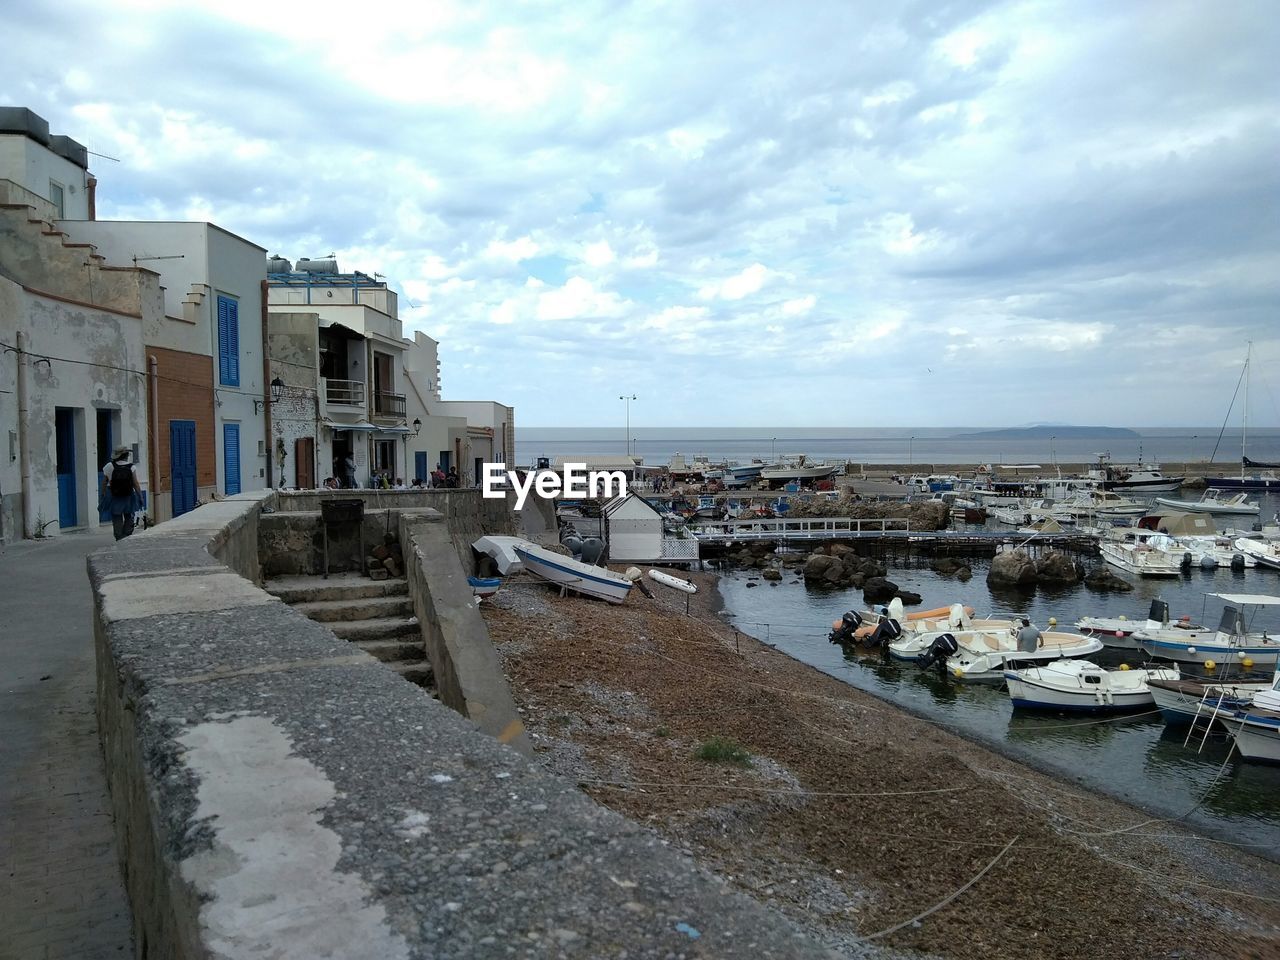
374;391;407;417
324;378;365;406
659;538;700;560
687;516;912;541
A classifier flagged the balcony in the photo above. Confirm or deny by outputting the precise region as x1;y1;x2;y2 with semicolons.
324;378;366;407
374;391;407;418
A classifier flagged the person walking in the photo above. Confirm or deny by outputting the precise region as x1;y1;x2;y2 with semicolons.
101;446;143;540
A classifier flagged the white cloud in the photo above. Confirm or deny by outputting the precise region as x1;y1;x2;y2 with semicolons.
535;277;630;321
483;235;539;262
697;263;771;301
781;295;816;316
582;240;615;267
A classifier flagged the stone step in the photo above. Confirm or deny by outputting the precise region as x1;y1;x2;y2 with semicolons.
292;595;414;623
264;574;408;605
355;638;424;663
390;660;436;689
330;616;420;642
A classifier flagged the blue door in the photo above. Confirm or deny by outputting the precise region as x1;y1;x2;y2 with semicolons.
170;420;197;517
414;452;427;483
56;408;77;528
223;422;241;496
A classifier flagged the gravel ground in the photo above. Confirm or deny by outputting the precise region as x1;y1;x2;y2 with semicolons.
483;571;1280;960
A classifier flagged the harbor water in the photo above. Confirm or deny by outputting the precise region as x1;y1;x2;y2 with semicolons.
716;492;1280;856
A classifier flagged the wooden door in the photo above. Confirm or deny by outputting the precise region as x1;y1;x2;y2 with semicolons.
295;437;316;489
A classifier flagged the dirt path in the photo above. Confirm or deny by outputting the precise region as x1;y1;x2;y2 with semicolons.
483;570;1280;960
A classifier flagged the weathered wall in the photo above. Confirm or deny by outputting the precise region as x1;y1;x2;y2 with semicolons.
90;490;836;960
267;310;321;489
147;344;217;523
400;511;531;754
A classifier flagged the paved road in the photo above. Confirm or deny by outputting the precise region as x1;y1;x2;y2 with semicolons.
0;531;133;960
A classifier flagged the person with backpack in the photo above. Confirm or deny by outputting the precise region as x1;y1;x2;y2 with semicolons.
101;446;143;540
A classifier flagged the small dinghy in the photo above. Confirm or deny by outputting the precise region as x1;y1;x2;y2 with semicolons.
1004;660;1180;712
467;576;502;600
648;569;697;593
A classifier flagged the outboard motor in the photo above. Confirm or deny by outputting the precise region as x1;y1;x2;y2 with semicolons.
828;611;863;645
1231;553;1247;571
868;614;903;649
917;633;959;670
1181;551;1193;570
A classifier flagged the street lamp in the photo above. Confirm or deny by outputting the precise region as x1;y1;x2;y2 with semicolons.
619;395;636;457
1051;435;1057;467
771;437;777;460
909;435;915;465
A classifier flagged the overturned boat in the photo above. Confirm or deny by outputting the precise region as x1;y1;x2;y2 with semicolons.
512;542;633;604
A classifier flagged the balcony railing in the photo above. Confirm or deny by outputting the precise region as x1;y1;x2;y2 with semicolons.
325;378;365;406
374;391;407;417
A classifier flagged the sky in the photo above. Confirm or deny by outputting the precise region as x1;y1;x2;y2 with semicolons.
4;0;1279;428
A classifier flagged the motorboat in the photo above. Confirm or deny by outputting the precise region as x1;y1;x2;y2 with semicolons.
1099;535;1183;578
1076;598;1203;651
467;576;501;600
1131;512;1253;569
760;455;838;487
721;461;766;488
1135;594;1280;667
917;626;1104;683
1224;671;1280;763
1146;675;1271;727
872;602;1019;660
1059;489;1150;520
1153;489;1260;516
1088;453;1184;493
1207;469;1280;493
1004;660;1180;713
991;498;1074;526
1234;537;1280;571
512;543;633;604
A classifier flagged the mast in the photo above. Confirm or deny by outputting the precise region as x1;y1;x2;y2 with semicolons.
1243;342;1250;481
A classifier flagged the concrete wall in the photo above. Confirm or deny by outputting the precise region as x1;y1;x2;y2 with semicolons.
267;311;322;488
89;491;832;960
0;135;90;218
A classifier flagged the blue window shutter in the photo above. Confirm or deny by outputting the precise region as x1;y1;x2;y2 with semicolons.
217;295;239;387
223;422;241;495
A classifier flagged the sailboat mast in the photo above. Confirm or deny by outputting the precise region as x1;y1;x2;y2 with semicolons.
1242;342;1251;481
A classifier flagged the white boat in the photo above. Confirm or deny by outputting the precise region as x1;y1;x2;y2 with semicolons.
1099;537;1183;578
1234;537;1280;571
648;569;696;593
991;498;1074;527
1076;598;1203;651
1004;660;1180;712
1225;671;1280;763
512;543;634;604
1059;489;1150;520
1135;594;1280;667
1088;453;1184;493
760;455;838;486
721;461;765;488
1147;676;1270;727
884;604;1021;661
935;628;1105;683
1154;489;1260;516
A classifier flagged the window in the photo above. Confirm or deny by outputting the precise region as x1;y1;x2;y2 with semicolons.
217;295;240;386
374;440;397;474
49;181;65;218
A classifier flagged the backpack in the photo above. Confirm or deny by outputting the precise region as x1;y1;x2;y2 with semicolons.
109;461;133;497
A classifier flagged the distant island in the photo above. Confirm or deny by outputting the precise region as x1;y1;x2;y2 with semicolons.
952;426;1141;439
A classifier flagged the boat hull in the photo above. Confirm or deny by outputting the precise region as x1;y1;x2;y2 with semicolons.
1207;476;1280;491
1138;636;1280;667
1004;673;1165;712
1229;713;1280;763
1147;679;1261;727
1100;542;1183;577
513;546;633;604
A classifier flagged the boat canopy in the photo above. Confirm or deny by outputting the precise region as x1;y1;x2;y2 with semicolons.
1210;594;1280;606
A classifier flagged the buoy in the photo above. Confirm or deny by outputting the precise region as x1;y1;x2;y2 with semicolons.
1119;614;1128;621
1115;630;1125;638
1243;657;1255;669
1204;660;1216;671
1048;617;1057;626
1119;663;1131;671
952;668;965;679
624;567;643;582
647;569;697;594
1236;650;1247;660
1187;647;1197;655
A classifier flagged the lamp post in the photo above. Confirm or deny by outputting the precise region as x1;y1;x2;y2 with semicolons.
771;437;777;460
1051;435;1057;470
619;395;636;458
909;435;915;466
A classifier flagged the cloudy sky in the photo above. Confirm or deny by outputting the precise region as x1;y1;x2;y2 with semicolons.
5;0;1278;427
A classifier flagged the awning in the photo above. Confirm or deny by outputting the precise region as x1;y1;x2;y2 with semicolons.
322;418;378;433
376;425;413;435
1210;594;1280;606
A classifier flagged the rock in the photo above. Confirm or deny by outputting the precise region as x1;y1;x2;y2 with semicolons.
803;555;837;579
955;565;972;581
987;549;1037;589
822;565;846;585
1036;551;1081;584
827;543;855;558
1084;566;1135;592
896;590;923;605
862;577;899;603
932;557;966;576
745;581;758;588
761;568;782;581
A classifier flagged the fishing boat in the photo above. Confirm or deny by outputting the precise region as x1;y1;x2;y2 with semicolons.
1088;453;1184;493
467;576;502;600
1099;535;1183;578
1234;537;1280;571
1225;672;1280;763
512;543;633;604
1135;593;1280;667
1004;660;1180;712
759;455;838;487
1076;598;1203;651
721;461;766;488
1153;489;1260;516
1146;676;1270;727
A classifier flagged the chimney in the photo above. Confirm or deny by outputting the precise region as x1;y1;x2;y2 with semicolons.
86;174;97;220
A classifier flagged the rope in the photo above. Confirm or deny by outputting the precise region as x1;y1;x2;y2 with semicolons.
864;835;1020;940
578;777;966;799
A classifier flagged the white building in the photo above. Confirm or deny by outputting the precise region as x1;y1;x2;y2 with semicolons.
266;261;411;487
602;493;699;563
64;220;270;508
402;331;515;486
0;107;93;220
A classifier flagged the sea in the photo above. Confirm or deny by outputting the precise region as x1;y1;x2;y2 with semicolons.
522;426;1280;854
515;426;1280;469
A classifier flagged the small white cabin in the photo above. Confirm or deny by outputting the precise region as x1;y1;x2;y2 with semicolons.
603;493;698;563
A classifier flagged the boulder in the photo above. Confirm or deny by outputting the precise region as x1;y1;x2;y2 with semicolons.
987;549;1037;589
896;590;923;605
1084;566;1135;592
932;557;966;576
803;555;837;580
862;577;899;603
1035;551;1081;584
827;543;855;558
762;568;782;582
955;565;972;581
822;565;846;585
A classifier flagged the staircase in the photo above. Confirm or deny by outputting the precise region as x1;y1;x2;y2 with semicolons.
265;574;435;692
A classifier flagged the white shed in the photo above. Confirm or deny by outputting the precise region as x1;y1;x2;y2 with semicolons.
604;493;699;563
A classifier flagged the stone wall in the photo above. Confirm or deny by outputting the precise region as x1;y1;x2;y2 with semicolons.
89;491;836;959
